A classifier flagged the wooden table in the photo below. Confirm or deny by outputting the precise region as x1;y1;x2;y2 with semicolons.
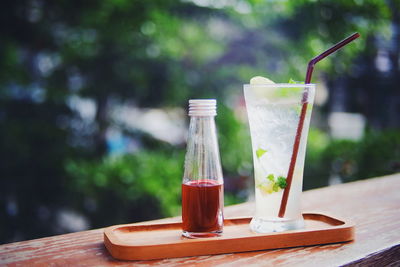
1;173;400;266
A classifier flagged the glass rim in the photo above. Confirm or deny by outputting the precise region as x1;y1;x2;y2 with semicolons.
243;83;315;88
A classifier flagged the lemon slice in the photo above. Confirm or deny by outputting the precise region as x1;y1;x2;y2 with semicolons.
258;182;274;195
250;76;275;85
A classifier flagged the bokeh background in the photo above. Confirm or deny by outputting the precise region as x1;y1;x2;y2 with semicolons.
1;0;399;244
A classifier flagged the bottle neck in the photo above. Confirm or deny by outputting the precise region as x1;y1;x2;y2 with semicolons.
183;115;223;184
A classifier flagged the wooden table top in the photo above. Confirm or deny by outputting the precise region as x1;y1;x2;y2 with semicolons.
1;173;400;266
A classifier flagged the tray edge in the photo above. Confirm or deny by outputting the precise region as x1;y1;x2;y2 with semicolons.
104;212;355;261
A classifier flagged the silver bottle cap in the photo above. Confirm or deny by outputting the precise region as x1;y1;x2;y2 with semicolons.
188;99;217;116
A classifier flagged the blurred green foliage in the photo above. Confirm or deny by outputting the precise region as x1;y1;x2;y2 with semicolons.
304;128;400;190
322;130;400;183
66;150;184;226
1;0;399;243
217;104;252;177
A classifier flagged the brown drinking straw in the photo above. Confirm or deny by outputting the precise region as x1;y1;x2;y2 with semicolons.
278;32;360;218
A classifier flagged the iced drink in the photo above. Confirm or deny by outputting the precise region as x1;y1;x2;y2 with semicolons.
244;80;315;233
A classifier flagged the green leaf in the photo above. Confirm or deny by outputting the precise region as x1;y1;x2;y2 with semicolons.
277;176;287;189
275;86;302;98
267;174;275;182
288;78;304;84
256;148;267;158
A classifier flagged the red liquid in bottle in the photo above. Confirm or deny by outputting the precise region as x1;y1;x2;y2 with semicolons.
182;179;223;237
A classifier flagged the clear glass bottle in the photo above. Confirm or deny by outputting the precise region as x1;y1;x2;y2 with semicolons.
182;99;224;238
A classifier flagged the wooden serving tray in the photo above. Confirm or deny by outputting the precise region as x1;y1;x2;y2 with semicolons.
104;213;354;261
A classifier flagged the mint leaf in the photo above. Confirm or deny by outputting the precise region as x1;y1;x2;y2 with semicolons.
267;174;274;182
275;86;302;97
256;148;267;158
288;78;304;84
277;176;287;189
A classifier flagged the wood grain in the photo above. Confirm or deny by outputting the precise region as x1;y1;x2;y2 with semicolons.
344;244;400;266
1;173;399;266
